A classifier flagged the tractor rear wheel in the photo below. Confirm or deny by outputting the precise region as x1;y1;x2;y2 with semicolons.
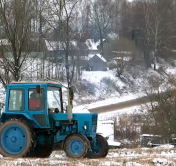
0;119;35;158
86;134;109;158
64;134;89;158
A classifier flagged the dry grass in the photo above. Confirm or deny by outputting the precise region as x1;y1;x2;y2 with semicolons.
0;148;176;166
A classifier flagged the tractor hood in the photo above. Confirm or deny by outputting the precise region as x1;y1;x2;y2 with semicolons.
51;113;98;133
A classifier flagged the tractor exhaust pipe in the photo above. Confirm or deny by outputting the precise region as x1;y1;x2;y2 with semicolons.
67;87;73;122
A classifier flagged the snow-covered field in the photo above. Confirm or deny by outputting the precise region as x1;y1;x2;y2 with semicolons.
1;148;176;166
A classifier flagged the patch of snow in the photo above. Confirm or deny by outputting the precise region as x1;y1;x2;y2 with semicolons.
45;40;77;51
1;148;176;165
141;147;150;150
107;32;119;40
171;49;176;53
72;105;90;113
141;134;162;138
112;51;132;55
166;68;176;75
153;158;175;166
50;152;66;159
98;104;146;120
73;94;137;113
102;161;121;166
45;40;63;51
111;56;132;61
85;39;98;50
81;71;116;83
126;162;143;166
0;39;9;46
108;141;121;147
95;39;106;46
153;144;174;149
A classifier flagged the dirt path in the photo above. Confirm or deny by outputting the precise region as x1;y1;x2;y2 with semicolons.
88;96;150;113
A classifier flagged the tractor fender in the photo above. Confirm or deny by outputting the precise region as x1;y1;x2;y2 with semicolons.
0;113;33;126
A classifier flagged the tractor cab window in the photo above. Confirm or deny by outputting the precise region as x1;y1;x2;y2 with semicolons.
8;89;24;111
28;88;44;111
47;87;61;112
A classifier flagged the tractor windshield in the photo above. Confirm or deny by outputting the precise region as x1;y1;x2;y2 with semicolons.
47;86;61;112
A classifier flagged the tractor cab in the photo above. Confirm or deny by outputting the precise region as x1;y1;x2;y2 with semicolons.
1;82;63;128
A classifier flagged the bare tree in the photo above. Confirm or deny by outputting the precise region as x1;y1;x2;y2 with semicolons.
0;0;36;84
128;0;176;70
43;0;79;87
91;0;115;56
104;37;139;77
140;0;164;70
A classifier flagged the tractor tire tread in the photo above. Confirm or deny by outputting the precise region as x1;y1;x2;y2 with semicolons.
64;133;89;158
86;134;109;159
0;119;36;158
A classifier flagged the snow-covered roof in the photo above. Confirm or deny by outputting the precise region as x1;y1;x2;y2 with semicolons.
111;56;132;61
85;39;107;50
85;39;98;50
112;51;132;54
45;40;77;51
88;54;107;62
141;134;162;137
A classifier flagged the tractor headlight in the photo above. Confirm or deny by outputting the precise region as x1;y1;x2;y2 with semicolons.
51;110;55;113
83;125;87;130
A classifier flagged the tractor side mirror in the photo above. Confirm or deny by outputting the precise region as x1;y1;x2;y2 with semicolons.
36;85;41;94
55;108;59;113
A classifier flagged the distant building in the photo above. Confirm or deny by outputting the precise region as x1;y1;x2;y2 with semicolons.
44;40;79;63
140;134;163;147
0;38;46;58
88;54;107;71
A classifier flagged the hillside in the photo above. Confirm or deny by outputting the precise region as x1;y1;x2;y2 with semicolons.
73;60;176;110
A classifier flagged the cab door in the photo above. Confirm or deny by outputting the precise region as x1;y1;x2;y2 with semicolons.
27;85;50;128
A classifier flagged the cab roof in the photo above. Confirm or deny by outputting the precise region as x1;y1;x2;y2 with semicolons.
8;81;63;87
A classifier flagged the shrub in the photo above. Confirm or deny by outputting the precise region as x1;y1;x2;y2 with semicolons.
141;75;176;138
100;77;121;94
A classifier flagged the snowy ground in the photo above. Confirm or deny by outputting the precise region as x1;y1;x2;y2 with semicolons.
0;60;176;165
1;147;176;166
97;104;147;121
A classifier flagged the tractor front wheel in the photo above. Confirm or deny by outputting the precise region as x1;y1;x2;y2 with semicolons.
86;134;109;158
64;134;89;158
0;119;35;158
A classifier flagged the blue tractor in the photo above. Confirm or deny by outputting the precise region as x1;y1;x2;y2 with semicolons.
0;82;109;158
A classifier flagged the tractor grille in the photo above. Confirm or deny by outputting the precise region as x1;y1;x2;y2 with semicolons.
92;114;98;125
92;114;97;132
92;125;97;133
